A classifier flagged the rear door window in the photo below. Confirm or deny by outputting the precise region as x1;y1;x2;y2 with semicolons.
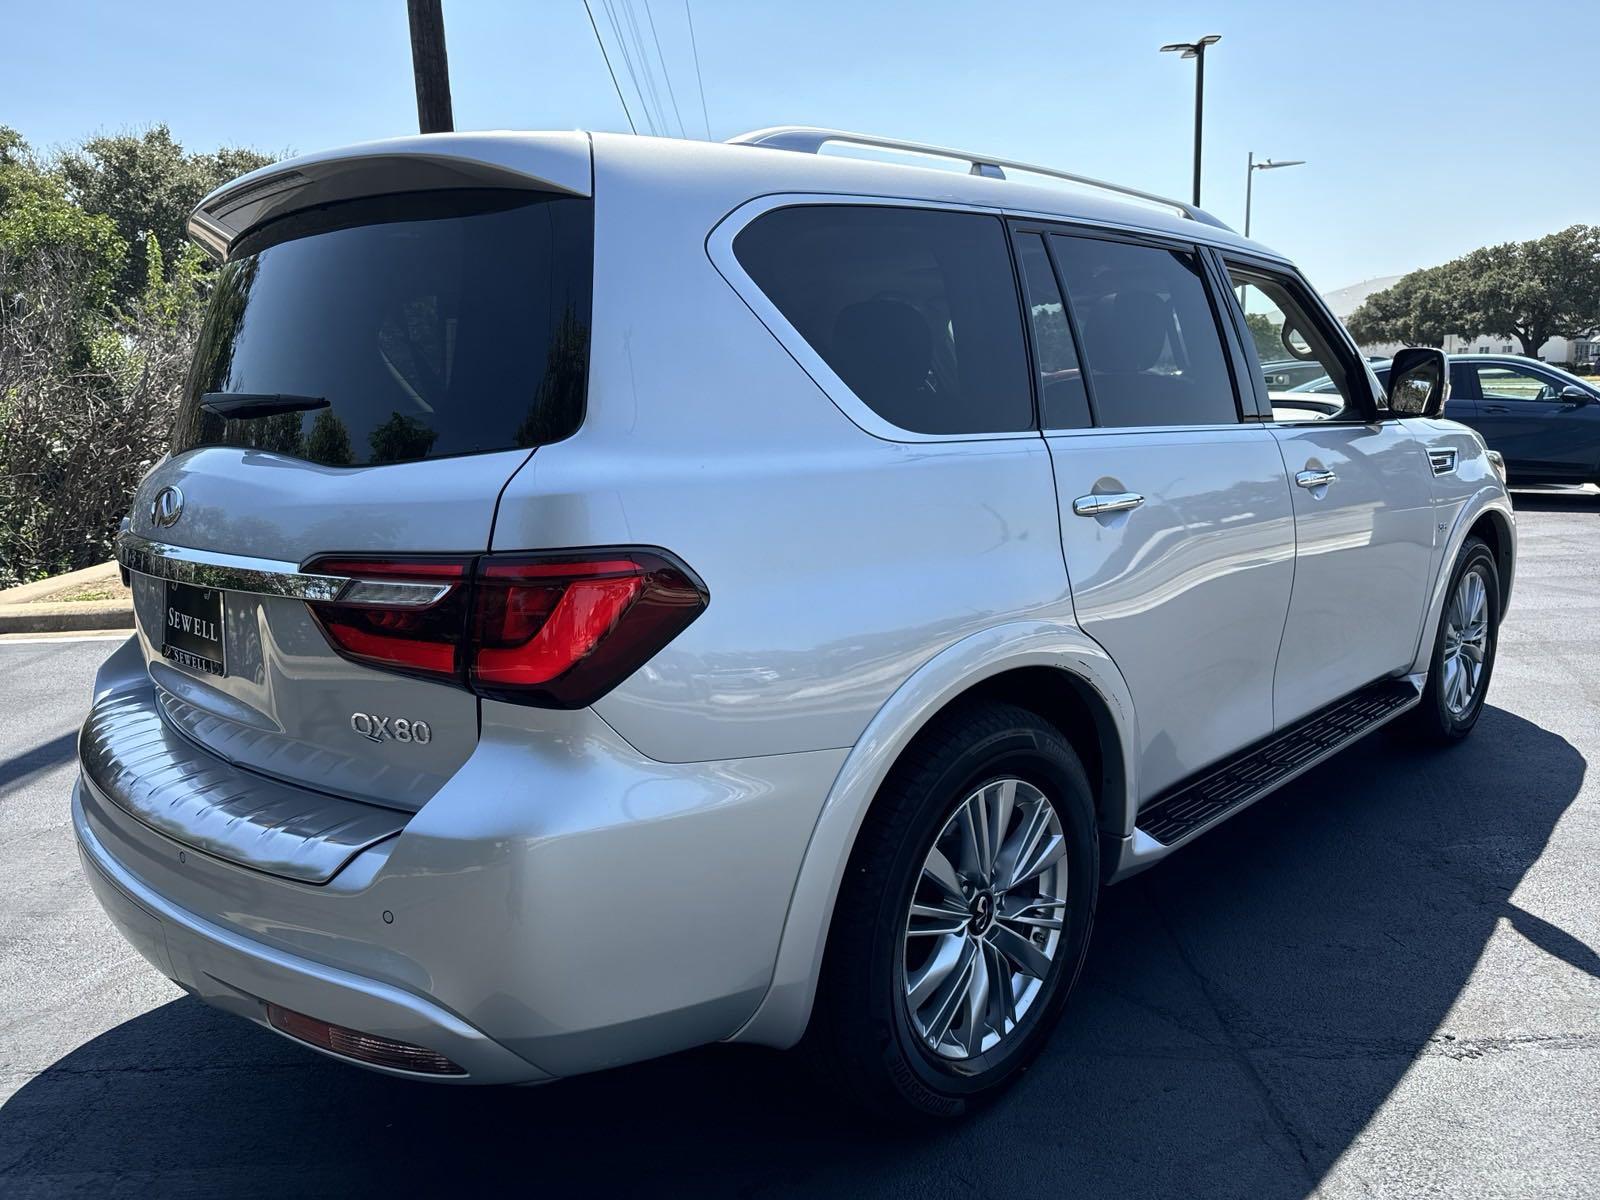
1013;232;1091;429
173;189;593;467
733;205;1033;435
1049;234;1239;428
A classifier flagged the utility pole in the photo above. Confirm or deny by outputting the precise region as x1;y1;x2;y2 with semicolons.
1159;34;1220;207
407;0;454;134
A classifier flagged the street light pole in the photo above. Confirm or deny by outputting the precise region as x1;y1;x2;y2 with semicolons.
1160;34;1220;207
407;0;454;134
1243;154;1306;238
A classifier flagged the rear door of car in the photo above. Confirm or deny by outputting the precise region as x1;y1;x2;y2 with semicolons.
1015;225;1297;801
1454;359;1600;479
123;151;594;810
1214;255;1436;726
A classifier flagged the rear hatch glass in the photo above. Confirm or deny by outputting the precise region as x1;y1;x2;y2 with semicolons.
172;188;592;466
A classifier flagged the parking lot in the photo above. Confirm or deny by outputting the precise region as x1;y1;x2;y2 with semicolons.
2;488;1597;1199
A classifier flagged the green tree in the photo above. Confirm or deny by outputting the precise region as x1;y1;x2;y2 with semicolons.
305;409;355;466
368;412;438;464
1244;312;1286;362
57;125;273;308
1347;227;1600;355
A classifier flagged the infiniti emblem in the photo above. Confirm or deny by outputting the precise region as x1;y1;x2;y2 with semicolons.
151;485;184;529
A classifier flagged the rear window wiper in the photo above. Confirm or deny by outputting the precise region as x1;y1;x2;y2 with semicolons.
200;392;329;419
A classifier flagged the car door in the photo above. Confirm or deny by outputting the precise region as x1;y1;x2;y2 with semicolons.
1456;360;1600;480
1216;256;1436;726
1016;228;1297;800
1445;361;1480;423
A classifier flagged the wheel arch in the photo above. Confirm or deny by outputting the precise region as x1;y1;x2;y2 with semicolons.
728;621;1137;1050
1409;488;1516;675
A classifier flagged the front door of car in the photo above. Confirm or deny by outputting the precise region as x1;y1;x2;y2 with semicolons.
1014;228;1298;801
1454;361;1600;480
1217;258;1436;726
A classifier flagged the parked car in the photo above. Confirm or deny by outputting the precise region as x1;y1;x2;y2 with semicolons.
1258;358;1331;391
1290;354;1600;483
76;127;1515;1119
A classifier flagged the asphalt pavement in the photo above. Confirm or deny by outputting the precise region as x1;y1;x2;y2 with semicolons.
2;490;1598;1198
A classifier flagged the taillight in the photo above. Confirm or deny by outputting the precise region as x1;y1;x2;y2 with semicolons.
303;548;707;708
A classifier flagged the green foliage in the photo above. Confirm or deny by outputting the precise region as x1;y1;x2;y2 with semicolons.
368;412;439;464
58;125;273;309
1244;312;1286;362
1348;227;1600;355
0;124;277;586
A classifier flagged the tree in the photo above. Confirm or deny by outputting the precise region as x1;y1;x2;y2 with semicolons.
1347;226;1600;355
1244;312;1286;362
57;125;273;308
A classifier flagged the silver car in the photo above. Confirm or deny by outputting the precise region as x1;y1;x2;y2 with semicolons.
76;127;1515;1118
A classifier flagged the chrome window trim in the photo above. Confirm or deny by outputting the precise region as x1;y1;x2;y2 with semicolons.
115;532;450;607
707;192;1039;445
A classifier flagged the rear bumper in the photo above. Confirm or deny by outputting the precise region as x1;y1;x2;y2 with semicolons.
75;639;846;1081
74;782;544;1083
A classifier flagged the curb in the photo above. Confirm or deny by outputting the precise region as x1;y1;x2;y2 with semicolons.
0;599;135;635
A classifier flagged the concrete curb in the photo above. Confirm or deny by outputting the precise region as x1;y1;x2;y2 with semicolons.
0;599;134;634
0;561;123;606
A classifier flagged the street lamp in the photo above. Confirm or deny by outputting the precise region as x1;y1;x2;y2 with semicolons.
1159;34;1220;207
1244;153;1306;238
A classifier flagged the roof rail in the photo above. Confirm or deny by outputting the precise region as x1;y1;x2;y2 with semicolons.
727;126;1233;231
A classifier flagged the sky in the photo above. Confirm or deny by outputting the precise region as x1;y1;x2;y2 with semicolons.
3;0;1595;291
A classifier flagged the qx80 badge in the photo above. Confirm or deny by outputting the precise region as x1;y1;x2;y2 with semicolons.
350;712;433;745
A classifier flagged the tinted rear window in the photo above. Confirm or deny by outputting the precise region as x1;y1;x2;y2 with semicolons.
173;189;592;467
734;205;1032;435
1049;234;1238;428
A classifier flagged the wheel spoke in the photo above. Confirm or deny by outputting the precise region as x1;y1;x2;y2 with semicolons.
985;941;1017;1033
999;895;1066;931
922;939;978;1047
990;922;1053;980
921;846;966;904
959;941;991;1056
907;934;965;1010
987;779;1016;884
1010;832;1067;889
997;800;1051;891
907;899;970;938
957;790;991;882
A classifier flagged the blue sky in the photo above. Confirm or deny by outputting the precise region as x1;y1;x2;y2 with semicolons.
4;0;1594;290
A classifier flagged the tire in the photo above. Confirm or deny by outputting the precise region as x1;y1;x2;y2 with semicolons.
1411;536;1500;743
804;701;1099;1121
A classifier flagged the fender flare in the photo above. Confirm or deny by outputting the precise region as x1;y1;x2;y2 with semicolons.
1407;488;1516;675
728;619;1136;1050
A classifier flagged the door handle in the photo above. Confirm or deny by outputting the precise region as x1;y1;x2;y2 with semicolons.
1295;469;1338;490
1482;404;1510;413
1072;491;1145;517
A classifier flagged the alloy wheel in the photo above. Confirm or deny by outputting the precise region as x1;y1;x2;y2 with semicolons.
901;777;1067;1060
1442;566;1490;718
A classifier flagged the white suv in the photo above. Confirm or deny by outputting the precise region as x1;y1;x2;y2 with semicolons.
76;127;1514;1118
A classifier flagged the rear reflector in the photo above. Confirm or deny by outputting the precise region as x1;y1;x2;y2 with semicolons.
265;1002;465;1075
303;547;708;709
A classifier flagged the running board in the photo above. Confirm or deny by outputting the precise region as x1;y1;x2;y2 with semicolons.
1134;679;1422;849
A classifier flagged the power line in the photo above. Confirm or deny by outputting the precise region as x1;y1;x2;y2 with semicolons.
582;0;637;134
600;0;656;134
684;0;711;139
642;0;687;139
620;0;667;137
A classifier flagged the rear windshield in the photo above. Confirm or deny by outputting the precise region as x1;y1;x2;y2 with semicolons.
172;189;593;467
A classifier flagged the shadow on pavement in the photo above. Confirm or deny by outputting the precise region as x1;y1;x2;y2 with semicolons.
1;706;1586;1198
0;731;82;800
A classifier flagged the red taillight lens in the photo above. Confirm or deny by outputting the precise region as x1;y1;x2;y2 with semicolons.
303;549;706;708
304;556;473;682
470;550;707;708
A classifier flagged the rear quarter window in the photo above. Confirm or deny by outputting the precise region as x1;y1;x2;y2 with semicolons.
733;204;1033;436
173;189;593;467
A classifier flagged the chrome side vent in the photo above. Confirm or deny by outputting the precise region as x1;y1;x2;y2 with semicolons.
1428;448;1458;476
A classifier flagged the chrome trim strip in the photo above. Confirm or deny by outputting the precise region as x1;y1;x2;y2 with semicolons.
115;532;450;607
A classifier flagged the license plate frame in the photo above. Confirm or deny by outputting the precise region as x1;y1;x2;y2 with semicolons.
160;580;227;676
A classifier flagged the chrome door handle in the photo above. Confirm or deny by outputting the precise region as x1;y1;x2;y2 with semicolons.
1295;469;1338;490
1072;491;1145;517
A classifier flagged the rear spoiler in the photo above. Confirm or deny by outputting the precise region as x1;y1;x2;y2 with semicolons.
187;130;593;259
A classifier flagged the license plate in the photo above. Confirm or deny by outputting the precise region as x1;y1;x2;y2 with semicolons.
161;581;226;676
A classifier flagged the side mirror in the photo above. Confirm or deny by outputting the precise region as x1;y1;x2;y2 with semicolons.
1387;347;1448;417
1559;384;1593;405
